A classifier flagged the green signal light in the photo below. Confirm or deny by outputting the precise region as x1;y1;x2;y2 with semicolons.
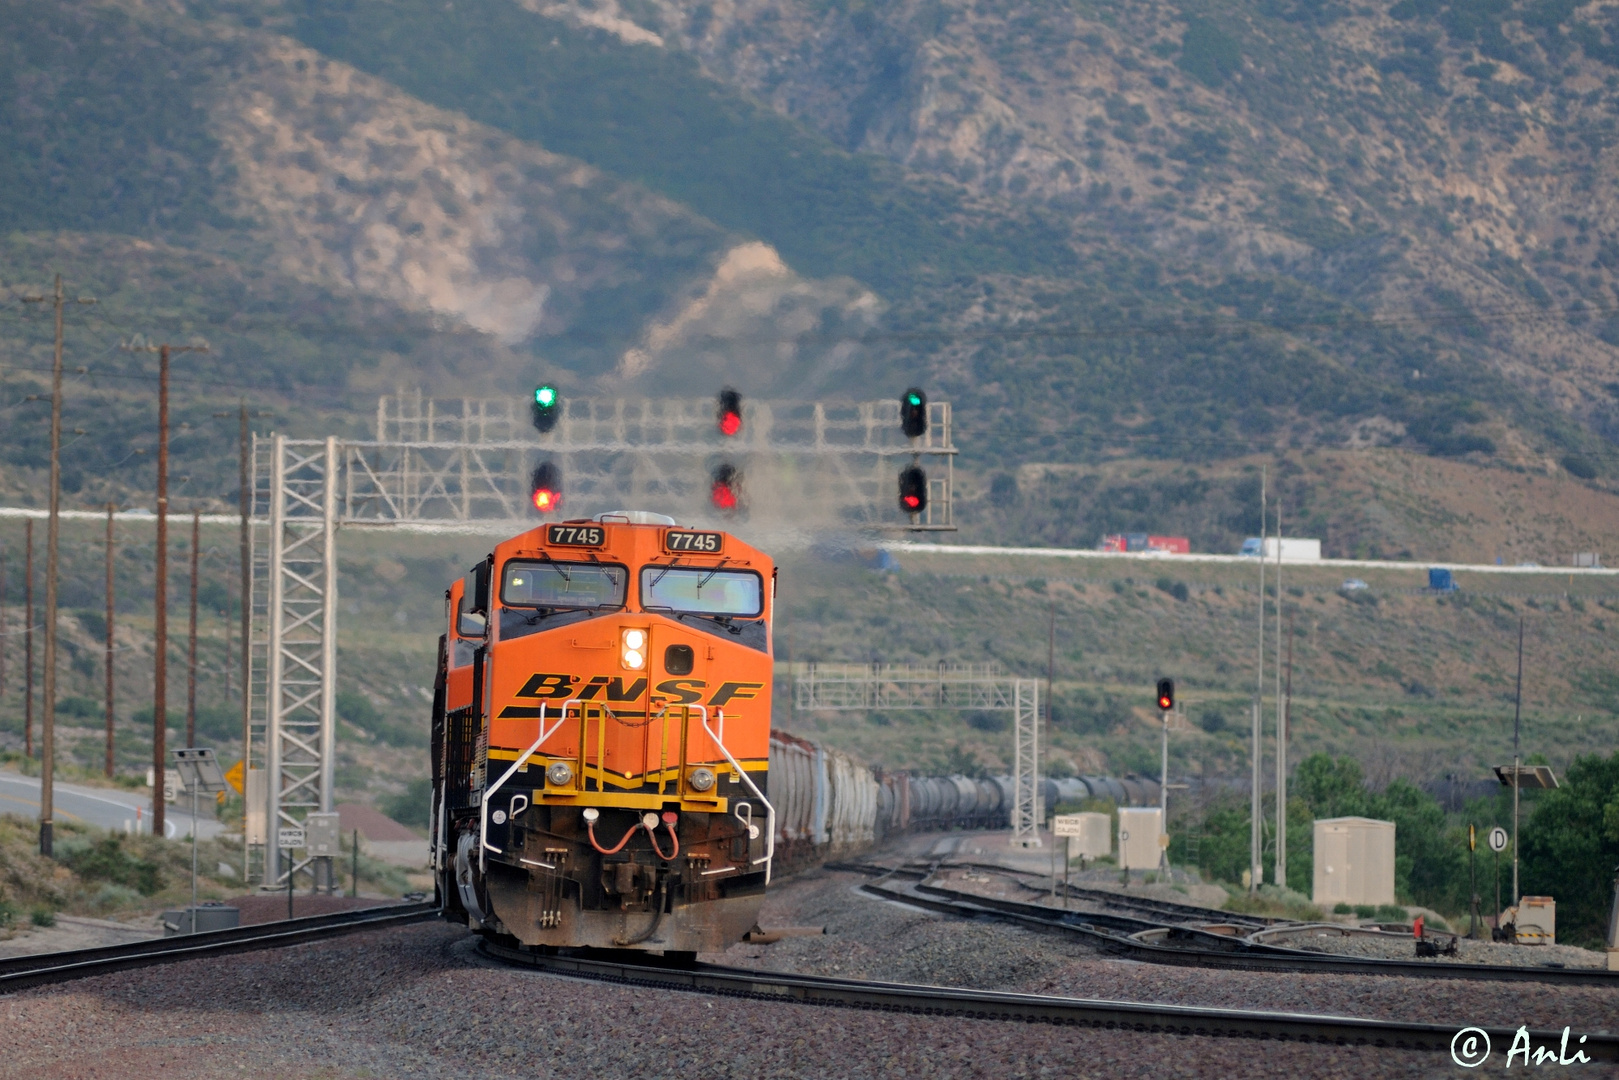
906;393;922;406
534;385;557;408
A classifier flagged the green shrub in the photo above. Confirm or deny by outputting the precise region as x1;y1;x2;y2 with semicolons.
1333;902;1354;914
29;907;56;928
59;835;165;896
1375;903;1408;922
1179;18;1243;85
1354;904;1376;919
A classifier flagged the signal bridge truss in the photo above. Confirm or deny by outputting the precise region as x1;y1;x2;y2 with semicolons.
245;394;959;887
794;664;1043;847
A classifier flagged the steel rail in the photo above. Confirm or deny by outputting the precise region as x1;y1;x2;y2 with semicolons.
859;875;1619;987
888;860;1280;928
478;938;1617;1058
0;902;438;993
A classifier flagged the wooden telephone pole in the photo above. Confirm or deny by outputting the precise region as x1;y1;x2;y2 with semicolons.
123;338;207;838
105;503;116;778
22;275;95;854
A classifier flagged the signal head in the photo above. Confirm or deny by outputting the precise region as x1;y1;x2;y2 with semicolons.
717;387;743;437
532;384;560;432
530;461;562;514
898;464;927;514
710;462;741;512
1156;677;1175;712
900;387;928;439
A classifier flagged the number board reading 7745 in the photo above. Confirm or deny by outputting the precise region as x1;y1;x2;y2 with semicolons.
664;530;723;554
547;524;605;547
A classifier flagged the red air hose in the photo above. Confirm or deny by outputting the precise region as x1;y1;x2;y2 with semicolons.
647;812;680;861
588;819;639;855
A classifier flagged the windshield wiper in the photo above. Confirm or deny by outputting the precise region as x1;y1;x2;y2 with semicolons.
536;549;571;583
695;558;730;591
649;558;682;588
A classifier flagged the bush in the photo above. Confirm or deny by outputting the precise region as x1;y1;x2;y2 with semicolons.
1333;902;1354;914
59;835;165;896
966;710;1009;733
1198;710;1225;734
1521;751;1619;946
1354;904;1376;919
1563;454;1598;479
1375;903;1408;922
29;906;56;928
1179;18;1243;85
1155;577;1189;601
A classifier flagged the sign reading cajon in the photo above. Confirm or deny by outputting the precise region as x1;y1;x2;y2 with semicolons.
1312;817;1396;907
1053;811;1112;859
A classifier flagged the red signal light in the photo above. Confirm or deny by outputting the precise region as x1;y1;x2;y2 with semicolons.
710;462;741;512
530;461;561;514
898;465;927;514
717;387;743;437
1156;677;1174;712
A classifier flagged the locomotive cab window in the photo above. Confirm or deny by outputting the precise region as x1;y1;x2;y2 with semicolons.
641;565;767;653
640;566;763;617
502;561;627;608
499;560;628;641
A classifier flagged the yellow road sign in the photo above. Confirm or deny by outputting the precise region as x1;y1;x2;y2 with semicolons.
224;759;245;795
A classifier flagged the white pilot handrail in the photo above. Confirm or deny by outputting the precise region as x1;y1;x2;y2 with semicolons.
700;706;776;884
480;704;566;870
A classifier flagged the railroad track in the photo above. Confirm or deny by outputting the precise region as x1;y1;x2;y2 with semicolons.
0;901;438;993
480;938;1619;1059
851;868;1619;986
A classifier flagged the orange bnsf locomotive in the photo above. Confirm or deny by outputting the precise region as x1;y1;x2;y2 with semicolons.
431;511;775;953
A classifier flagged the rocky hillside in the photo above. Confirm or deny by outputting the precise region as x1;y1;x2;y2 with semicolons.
2;0;1618;527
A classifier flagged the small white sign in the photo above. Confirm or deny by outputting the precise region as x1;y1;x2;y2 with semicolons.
277;827;306;850
1052;814;1086;837
1488;826;1509;854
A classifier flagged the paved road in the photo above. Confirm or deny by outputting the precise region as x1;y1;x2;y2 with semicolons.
0;770;227;839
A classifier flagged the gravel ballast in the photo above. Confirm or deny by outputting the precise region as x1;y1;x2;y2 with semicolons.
2;863;1613;1078
0;921;1464;1080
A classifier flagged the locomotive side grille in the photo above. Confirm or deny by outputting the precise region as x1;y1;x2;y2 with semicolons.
444;708;481;811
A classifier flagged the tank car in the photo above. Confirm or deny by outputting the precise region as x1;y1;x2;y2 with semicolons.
432;511;775;953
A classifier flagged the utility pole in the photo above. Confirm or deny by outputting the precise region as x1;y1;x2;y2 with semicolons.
1282;610;1295;882
0;541;7;699
1274;496;1286;888
218;402;254;766
24;275;95;855
238;403;251;767
1512;616;1524;907
187;510;200;748
1251;466;1265;894
25;520;34;760
126;339;208;839
105;503;116;778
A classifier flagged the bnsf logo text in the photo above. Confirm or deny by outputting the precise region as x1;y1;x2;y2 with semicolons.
499;673;763;717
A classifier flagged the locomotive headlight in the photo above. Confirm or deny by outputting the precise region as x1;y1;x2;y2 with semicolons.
622;628;647;669
687;767;716;792
546;761;574;786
